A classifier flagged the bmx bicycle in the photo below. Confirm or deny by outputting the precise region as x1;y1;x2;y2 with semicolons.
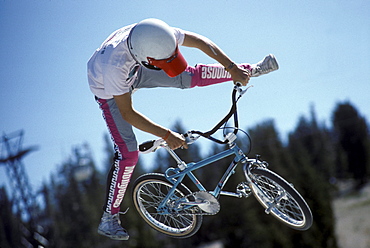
132;84;313;238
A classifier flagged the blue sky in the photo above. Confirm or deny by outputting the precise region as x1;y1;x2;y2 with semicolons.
1;0;369;191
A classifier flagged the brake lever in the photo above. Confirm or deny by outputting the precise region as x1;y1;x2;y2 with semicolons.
234;82;254;96
184;131;200;145
139;139;165;154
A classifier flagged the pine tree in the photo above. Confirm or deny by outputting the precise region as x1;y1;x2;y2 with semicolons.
290;106;336;181
0;187;22;248
332;101;369;189
246;118;338;248
288;121;338;248
43;143;108;247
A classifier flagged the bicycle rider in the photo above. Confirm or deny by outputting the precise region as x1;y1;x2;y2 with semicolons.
87;18;279;240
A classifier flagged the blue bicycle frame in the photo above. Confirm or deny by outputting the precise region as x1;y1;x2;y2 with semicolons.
156;141;248;214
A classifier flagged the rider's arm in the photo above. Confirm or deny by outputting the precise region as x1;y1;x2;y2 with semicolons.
182;31;250;86
113;93;188;150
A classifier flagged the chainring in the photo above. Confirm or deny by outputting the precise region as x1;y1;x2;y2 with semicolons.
192;191;220;215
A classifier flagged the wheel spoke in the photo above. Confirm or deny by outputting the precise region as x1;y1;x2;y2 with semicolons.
133;176;202;237
250;168;312;229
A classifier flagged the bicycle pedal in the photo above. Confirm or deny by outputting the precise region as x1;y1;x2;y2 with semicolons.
237;182;252;198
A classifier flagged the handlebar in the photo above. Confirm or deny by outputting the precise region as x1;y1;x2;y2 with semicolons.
139;85;252;153
184;84;252;144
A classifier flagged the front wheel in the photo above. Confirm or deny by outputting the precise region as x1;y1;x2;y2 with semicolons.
132;173;203;238
247;167;313;230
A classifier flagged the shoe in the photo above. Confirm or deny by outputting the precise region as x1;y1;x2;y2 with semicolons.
251;54;279;77
98;212;129;240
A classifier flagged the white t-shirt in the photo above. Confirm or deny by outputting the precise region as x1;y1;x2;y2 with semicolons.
87;24;186;99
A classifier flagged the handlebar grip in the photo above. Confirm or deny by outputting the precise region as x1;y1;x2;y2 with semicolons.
139;140;156;152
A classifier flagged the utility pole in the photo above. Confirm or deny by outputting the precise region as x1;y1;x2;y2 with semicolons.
0;130;48;247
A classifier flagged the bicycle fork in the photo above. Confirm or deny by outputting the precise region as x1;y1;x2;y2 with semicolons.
242;158;289;215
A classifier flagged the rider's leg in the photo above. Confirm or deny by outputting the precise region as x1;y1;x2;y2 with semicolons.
131;63;249;90
96;97;138;240
187;54;279;87
131;54;278;90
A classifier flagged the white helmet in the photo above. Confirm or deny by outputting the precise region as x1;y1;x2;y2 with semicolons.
128;18;187;77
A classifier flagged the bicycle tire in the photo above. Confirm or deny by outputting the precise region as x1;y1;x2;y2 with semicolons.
248;167;313;230
132;173;203;238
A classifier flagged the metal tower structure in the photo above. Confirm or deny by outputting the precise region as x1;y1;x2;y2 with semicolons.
0;130;48;247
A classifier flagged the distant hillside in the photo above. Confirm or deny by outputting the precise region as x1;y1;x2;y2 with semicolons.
333;182;370;248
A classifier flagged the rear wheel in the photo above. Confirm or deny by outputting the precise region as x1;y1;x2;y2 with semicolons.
132;173;203;238
248;167;312;230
